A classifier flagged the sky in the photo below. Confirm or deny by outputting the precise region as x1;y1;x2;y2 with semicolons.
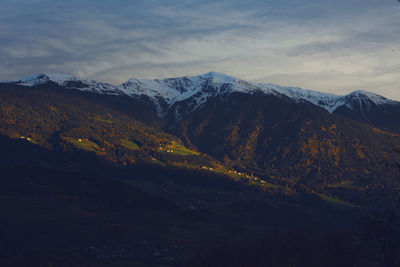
1;0;400;99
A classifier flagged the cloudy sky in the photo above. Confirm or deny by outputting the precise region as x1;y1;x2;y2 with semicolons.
1;0;399;99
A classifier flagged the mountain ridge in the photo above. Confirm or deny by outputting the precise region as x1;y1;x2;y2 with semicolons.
5;72;399;117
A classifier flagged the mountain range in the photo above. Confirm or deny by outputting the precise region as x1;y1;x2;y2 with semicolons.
7;71;400;129
1;71;400;266
3;71;400;195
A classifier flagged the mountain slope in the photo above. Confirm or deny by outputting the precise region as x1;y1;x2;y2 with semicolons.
116;72;400;127
0;83;222;172
2;72;400;208
174;91;400;206
7;73;124;95
6;72;400;132
333;90;400;132
0;134;364;266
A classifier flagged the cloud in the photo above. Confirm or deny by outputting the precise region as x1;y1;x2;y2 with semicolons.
0;0;399;99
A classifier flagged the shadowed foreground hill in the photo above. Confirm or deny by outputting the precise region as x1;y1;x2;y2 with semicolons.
0;135;369;267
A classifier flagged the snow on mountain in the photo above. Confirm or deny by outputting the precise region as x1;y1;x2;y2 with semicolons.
118;72;280;116
12;74;52;87
345;90;398;106
5;72;398;117
120;72;245;103
261;84;346;113
7;73;123;95
119;71;399;115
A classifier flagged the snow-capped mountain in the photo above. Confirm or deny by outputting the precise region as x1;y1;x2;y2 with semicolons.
7;73;123;95
118;72;279;116
4;72;399;119
117;71;400;118
341;90;399;110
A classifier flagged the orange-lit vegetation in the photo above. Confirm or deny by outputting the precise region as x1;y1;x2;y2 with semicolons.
121;139;140;150
63;136;104;154
158;141;199;156
172;92;400;207
1;85;400;208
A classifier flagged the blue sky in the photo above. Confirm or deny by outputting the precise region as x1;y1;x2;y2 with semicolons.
1;0;399;99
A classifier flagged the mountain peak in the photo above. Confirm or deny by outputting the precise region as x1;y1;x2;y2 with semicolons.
13;73;51;86
347;89;393;106
8;73;78;86
198;71;237;83
350;89;368;95
20;73;48;80
349;89;379;97
8;73;121;95
120;72;240;99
